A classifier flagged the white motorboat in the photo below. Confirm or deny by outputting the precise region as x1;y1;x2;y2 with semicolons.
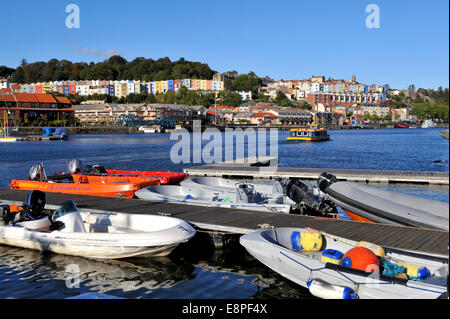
138;126;158;133
181;177;296;207
240;227;448;299
0;198;196;259
135;183;292;214
421;119;437;128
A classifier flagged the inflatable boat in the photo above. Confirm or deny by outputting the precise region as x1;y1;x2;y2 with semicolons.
240;227;448;299
0;192;196;259
317;173;449;230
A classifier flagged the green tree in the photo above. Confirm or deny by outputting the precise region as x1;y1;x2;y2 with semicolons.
231;74;262;94
274;91;292;107
10;67;25;83
219;90;241;107
0;66;15;78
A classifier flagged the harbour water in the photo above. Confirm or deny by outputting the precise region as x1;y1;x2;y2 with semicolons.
0;128;448;299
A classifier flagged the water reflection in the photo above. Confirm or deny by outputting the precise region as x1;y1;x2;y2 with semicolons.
0;232;311;299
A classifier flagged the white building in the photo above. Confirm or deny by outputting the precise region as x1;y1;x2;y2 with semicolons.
238;91;252;102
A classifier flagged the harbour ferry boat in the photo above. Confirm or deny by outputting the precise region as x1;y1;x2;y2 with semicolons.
287;126;330;142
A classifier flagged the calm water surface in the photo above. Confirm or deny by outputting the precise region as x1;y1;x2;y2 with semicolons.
0;128;448;299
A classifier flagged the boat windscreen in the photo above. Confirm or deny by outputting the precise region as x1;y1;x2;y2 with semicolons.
53;201;78;219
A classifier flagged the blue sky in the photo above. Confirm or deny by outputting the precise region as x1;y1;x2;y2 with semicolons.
1;0;448;89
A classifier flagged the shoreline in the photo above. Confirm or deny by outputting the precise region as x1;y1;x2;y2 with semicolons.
11;123;450;135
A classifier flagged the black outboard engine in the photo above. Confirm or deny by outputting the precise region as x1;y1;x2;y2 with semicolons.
68;159;83;174
286;179;319;214
317;172;338;192
286;179;338;216
23;190;46;218
4;190;48;224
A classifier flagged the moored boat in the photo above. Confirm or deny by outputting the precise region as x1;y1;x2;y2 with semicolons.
1;100;17;143
9;163;142;199
421;119;437;129
0;191;196;259
317;172;449;230
135;183;292;214
286;126;330;142
9;179;141;199
240;227;448;299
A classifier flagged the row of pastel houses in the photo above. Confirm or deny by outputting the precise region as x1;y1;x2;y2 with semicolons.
261;76;390;105
0;79;225;98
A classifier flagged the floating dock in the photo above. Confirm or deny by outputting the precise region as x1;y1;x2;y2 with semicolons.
0;189;447;256
15;135;61;141
184;158;449;185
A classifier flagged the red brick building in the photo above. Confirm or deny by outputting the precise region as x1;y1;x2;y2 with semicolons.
0;92;74;125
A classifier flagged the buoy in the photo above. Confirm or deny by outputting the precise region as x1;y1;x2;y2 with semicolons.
355;241;385;257
340;247;379;272
290;231;323;252
307;279;357;299
395;262;430;280
321;249;344;265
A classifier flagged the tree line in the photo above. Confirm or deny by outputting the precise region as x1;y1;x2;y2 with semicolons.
4;56;216;84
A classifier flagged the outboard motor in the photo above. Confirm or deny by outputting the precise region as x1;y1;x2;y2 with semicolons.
286;179;338;216
7;190;49;225
286;179;319;214
23;190;46;218
68;159;83;174
28;163;47;181
317;172;338;193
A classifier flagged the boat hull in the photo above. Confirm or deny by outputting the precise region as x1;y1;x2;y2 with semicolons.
0;212;196;259
286;136;329;141
325;182;449;230
0;137;17;143
135;185;292;214
9;179;140;199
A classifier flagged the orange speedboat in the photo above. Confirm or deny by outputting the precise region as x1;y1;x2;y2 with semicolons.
9;179;141;199
9;163;146;199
